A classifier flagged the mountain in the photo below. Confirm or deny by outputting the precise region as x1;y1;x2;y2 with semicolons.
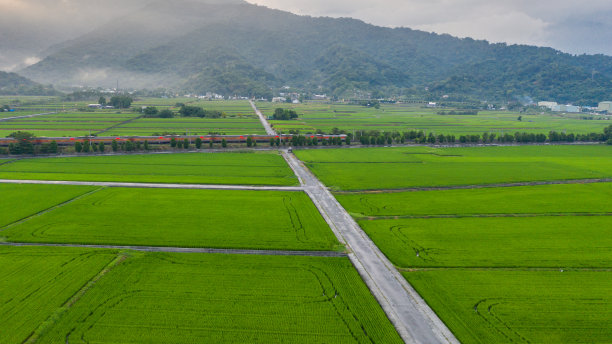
20;0;612;105
0;71;60;96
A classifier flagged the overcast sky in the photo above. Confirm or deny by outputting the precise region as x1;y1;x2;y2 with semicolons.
1;0;612;71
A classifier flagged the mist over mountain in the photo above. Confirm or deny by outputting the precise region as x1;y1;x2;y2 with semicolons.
14;0;612;104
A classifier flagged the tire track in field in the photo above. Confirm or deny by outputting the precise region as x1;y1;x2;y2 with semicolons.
93;114;144;136
0;187;105;233
335;178;612;194
0;242;348;257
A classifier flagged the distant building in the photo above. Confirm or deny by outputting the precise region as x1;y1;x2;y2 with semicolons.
552;104;580;113
272;97;287;103
598;101;612;113
427;102;437;108
88;104;102;109
312;94;328;100
538;101;558;110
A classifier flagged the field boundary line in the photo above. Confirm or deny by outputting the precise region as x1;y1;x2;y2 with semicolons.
0;187;105;233
22;252;127;344
0;242;348;257
282;150;459;344
0;179;304;191
399;267;612;272
335;178;612;194
358;212;612;220
0;111;58;123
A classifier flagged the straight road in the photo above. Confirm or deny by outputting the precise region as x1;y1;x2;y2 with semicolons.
0;112;57;122
0;242;347;257
0;179;303;192
283;151;459;344
250;100;277;136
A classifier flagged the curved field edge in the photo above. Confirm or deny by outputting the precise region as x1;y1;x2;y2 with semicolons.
36;252;404;344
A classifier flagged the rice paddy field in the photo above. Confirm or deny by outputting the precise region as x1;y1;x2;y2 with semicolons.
107;100;266;136
296;145;612;190
0;151;298;185
320;145;612;343
258;102;612;135
35;252;403;344
0;111;142;137
0;246;118;344
1;187;340;251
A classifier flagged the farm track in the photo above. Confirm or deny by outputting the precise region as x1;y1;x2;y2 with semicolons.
282;150;459;344
93;114;144;135
0;179;304;191
358;212;612;220
0;111;58;122
250;100;277;136
0;242;347;257
336;178;612;194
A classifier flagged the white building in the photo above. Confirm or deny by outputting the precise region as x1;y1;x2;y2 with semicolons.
538;101;558;110
598;101;612;113
552;104;580;113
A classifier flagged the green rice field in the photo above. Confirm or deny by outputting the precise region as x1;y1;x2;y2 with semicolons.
105;117;265;136
0;152;298;185
0;183;95;227
296;145;612;190
1;187;340;251
35;252;403;343
258;102;612;135
405;270;612;344
0;246;117;344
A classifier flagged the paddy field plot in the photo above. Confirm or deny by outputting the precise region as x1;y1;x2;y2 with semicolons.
2;187;340;251
296;145;612;190
0;152;298;186
0;246;118;344
338;183;612;217
405;270;612;344
0;183;96;228
0;112;142;137
35;252;403;344
105;117;265;136
259;102;611;135
358;216;612;268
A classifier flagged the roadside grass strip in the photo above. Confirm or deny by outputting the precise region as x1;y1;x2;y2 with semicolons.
0;152;298;186
404;270;612;344
0;246;118;343
2;187;341;251
35;253;404;344
296;145;612;190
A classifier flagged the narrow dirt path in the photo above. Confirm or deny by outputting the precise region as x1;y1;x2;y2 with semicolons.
0;242;347;257
0;179;303;192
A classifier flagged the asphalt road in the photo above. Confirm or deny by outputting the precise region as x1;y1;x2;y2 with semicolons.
250;100;278;136
0;242;347;257
0;179;304;191
283;150;459;344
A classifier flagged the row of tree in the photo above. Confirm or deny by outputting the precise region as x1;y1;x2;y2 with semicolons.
272;108;299;120
178;105;224;118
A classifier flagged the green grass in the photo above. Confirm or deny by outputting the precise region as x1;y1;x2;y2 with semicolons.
0;183;96;227
359;216;612;268
404;270;612;344
37;252;403;344
106;117;265;136
338;183;612;217
0;152;298;186
296;145;612;190
0;246;117;343
2;187;340;251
